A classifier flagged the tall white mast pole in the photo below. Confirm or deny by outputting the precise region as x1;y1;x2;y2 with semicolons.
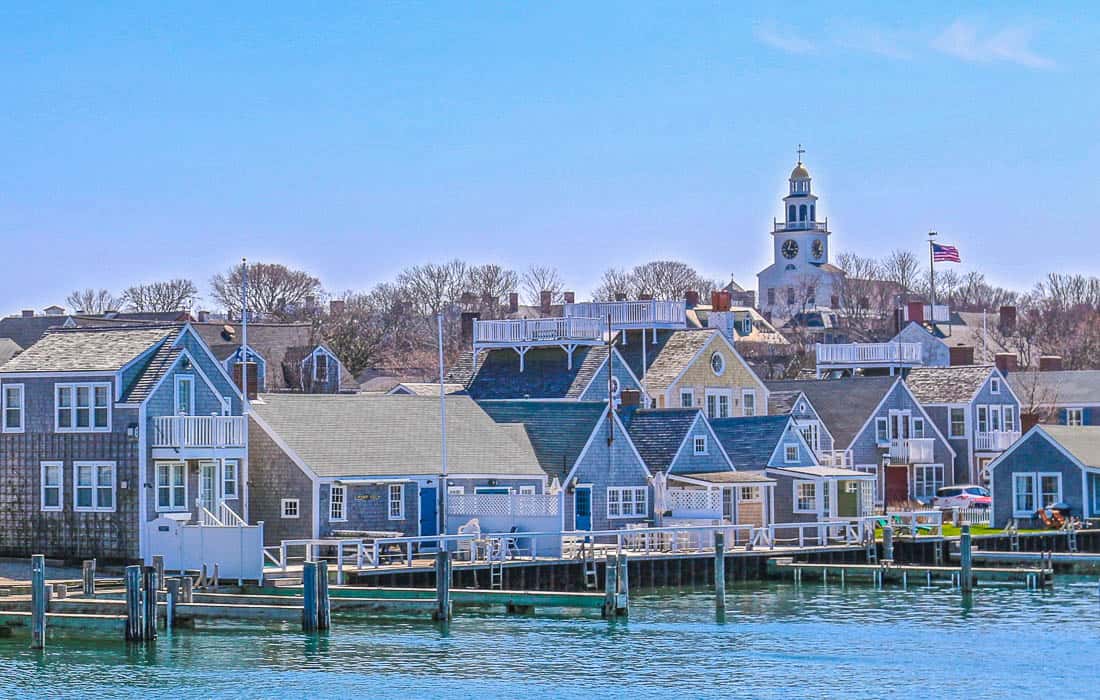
438;313;448;541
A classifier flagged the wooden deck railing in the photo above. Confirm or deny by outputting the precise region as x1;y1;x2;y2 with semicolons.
152;415;246;449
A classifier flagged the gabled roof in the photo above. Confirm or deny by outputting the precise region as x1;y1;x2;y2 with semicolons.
622;408;703;473
0;338;21;366
614;328;719;391
905;365;996;404
768;390;803;415
0;325;174;373
709;415;795;470
251;394;544;479
121;328;183;403
766;376;898;448
449;345;612;400
1007;370;1100;406
1034;425;1100;469
0;315;73;350
478;401;608;481
388;382;467;396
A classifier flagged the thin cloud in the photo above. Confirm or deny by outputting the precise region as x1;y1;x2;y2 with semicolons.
835;25;912;60
931;20;1054;69
754;22;815;54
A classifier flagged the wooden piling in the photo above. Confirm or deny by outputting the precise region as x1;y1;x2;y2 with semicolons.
125;565;143;642
53;584;68;600
165;578;179;630
302;561;318;632
960;523;973;593
181;575;193;604
212;563;220;589
883;525;894;562
82;559;96;597
142;566;158;641
317;561;331;631
31;554;46;650
153;556;165;591
616;554;629;616
433;551;452;622
714;532;727;613
603;555;619;618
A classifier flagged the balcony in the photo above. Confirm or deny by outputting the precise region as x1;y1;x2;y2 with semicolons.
473;317;603;347
816;342;923;367
974;430;1020;452
564;300;686;330
887;438;936;464
773;219;828;233
818;450;853;468
152;415;246;450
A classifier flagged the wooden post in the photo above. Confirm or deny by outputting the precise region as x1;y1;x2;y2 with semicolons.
433;550;452;622
125;565;143;642
181;575;194;603
212;563;220;589
616;553;629;616
30;555;46;650
52;584;67;600
714;532;727;613
153;555;165;591
199;563;207;589
960;523;973;593
883;525;894;562
165;578;179;630
302;561;318;632
142;566;158;641
317;561;331;631
82;559;96;597
603;555;618;618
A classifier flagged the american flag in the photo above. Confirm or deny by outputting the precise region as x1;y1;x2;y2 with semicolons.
932;243;961;263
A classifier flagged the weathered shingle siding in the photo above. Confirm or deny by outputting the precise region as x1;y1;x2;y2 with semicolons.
319;482;415;537
769;471;815;524
176;330;243;412
248;418;315;546
849;383;953;471
668;423;732;475
922;405;969;483
569;420;650;531
578;360;641;402
767;432;817;468
990;433;1084;528
0;376;140;560
894;323;949;367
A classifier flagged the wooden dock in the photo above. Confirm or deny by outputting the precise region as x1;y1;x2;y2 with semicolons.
768;558;1054;589
950;550;1100;572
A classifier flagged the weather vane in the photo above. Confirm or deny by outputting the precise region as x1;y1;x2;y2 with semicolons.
796;143;805;163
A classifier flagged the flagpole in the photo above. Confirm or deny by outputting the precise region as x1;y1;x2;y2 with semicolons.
928;231;937;308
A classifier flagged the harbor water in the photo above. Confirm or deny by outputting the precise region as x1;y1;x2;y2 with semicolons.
1;579;1097;699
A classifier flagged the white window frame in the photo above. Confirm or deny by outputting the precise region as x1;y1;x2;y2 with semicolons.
741;318;752;335
948;407;966;438
2;383;24;433
679;389;695;409
447;485;465;496
738;486;762;502
742;390;757;417
606;486;648;519
154;461;188;513
793;480;817;513
875;417;889;446
222;459;239;500
55;382;111;433
912;417;925;438
73;461;116;513
329;484;346;522
913;464;944;500
1003;405;1017;432
710;351;726;376
1066;408;1084;427
1039;472;1062;510
41;461;63;512
388;484;405;520
784;444;799;463
705;389;732;419
1012;474;1036;517
281;498;300;519
990;377;1001;394
693;435;708;456
312;348;334;382
518;485;537;495
977;405;989;433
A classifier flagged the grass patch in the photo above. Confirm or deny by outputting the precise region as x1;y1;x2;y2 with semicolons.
939;524;1047;537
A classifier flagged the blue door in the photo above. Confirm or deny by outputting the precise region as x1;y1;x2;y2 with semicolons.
419;487;438;538
574;487;592;531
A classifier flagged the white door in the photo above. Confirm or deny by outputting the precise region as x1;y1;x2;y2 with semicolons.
198;461;217;509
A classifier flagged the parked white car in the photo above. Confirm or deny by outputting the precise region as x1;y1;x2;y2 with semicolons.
931;485;992;510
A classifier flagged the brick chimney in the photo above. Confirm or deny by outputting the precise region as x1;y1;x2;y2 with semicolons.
539;291;552;314
999;306;1017;334
994;352;1018;376
329;299;346;316
685;290;700;308
711;290;731;312
460;312;480;343
615;293;627;301
619;389;642;408
508;292;519;314
949;345;975;366
563;291;575;305
906;301;925;324
1039;355;1064;372
197;310;210;323
21;309;33;318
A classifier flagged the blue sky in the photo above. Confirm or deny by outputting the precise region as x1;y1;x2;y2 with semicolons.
1;2;1097;312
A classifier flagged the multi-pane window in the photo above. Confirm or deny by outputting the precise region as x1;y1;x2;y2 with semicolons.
607;487;648;519
388;484;405;520
223;460;238;499
785;444;799;463
977;406;989;433
693;436;708;455
56;383;110;432
519;485;536;495
742;391;757;417
739;486;761;502
329;485;346;521
74;462;115;512
794;481;816;512
875;417;890;445
912;417;925;438
680;390;694;408
156;462;187;512
949;408;966;437
1067;408;1083;427
1013;475;1035;515
281;498;300;518
41;462;63;511
706;392;731;419
1040;474;1061;508
3;384;24;432
1004;406;1017;432
913;464;944;500
314;352;330;382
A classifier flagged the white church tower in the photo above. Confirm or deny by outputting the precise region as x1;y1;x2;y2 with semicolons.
757;147;845;319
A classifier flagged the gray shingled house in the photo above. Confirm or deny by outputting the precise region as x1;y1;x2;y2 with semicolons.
0;324;247;563
247;394;549;546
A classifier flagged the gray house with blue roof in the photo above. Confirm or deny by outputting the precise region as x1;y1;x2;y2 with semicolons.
448;345;642;402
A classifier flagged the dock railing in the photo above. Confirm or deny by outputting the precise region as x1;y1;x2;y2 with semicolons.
860;510;944;538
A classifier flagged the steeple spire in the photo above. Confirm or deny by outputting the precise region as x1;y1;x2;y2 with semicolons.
796;143;805;164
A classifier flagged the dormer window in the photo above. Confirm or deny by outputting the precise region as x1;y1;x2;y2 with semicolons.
315;353;329;382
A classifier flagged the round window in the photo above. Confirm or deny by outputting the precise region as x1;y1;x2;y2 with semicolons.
610;377;621;395
710;352;725;376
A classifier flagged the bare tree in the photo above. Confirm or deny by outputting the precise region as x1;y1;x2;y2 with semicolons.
122;279;198;313
592;268;633;301
66;288;119;314
468;264;518;308
521;265;564;305
629;260;718;300
882;249;921;293
397;259;470;316
834;252;884;333
210;262;323;320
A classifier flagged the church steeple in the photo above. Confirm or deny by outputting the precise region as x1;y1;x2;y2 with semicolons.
782;144;819;228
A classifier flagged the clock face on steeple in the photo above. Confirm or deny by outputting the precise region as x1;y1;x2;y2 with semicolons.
811;239;824;260
782;239;799;259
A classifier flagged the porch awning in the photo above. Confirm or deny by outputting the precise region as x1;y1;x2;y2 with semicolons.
670;470;776;487
770;466;876;481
